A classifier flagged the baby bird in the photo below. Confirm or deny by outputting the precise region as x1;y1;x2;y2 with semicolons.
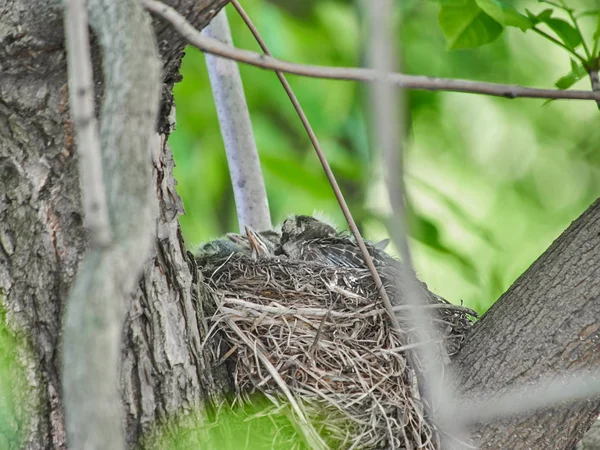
195;238;248;268
198;215;394;269
227;228;281;258
278;215;394;269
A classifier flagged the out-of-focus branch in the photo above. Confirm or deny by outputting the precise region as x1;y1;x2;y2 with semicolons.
61;0;161;448
458;371;600;424
202;8;271;232
364;0;464;446
63;0;111;247
142;0;600;102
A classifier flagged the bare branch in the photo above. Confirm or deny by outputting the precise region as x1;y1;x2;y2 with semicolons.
63;0;111;247
143;0;600;102
202;8;271;232
61;0;161;448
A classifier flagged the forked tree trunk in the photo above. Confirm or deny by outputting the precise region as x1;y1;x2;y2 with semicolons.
0;0;598;449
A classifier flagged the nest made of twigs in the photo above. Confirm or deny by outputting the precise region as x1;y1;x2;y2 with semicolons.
200;254;475;449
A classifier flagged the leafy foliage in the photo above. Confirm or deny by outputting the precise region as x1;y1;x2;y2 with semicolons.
438;0;505;49
143;396;311;450
0;303;31;448
435;0;600;88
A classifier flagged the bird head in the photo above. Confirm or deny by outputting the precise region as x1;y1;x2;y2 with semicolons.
245;226;279;258
197;239;246;263
226;228;281;258
280;215;337;244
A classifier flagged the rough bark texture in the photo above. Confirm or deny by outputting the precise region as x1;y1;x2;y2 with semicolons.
578;420;600;450
1;0;599;449
452;199;600;449
0;1;228;449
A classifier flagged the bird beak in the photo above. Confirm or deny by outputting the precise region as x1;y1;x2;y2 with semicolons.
226;232;248;248
245;225;269;258
373;238;390;251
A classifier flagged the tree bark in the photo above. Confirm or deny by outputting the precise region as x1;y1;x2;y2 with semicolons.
452;199;600;449
0;0;599;449
0;1;227;448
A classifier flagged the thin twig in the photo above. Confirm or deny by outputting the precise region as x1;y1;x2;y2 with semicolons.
63;0;111;247
202;9;271;232
141;0;600;102
61;0;161;448
592;12;600;60
229;0;403;335
222;296;477;318
560;0;591;60
531;26;588;65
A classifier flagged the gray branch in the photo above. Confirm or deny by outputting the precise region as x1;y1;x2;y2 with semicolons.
458;371;600;424
143;0;600;102
61;0;161;448
452;199;600;448
63;0;111;247
202;8;271;232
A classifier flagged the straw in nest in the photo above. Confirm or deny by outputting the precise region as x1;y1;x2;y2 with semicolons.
200;254;475;449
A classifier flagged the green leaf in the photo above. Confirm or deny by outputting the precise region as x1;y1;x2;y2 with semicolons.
555;59;587;89
476;0;533;31
439;0;504;49
537;0;568;11
525;8;553;24
543;18;582;49
576;9;600;18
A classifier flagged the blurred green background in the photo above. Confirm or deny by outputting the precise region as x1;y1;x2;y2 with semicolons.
169;0;600;313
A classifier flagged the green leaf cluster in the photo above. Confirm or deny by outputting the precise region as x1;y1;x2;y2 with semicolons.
0;303;32;449
435;0;600;89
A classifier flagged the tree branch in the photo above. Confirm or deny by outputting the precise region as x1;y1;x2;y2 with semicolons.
202;8;271;232
142;0;600;102
61;0;161;448
63;0;111;247
458;371;600;424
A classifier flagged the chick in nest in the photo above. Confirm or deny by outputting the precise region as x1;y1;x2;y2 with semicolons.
227;228;280;258
196;228;280;266
195;238;247;268
205;215;393;268
278;215;395;269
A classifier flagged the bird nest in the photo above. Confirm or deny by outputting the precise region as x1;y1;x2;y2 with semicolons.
201;254;475;449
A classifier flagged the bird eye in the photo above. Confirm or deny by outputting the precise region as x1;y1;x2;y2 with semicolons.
202;242;216;253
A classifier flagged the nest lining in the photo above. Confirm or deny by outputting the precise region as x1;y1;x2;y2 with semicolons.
201;254;475;449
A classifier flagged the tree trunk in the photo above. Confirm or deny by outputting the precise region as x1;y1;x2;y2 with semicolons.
452;199;600;449
0;0;599;449
0;1;227;448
